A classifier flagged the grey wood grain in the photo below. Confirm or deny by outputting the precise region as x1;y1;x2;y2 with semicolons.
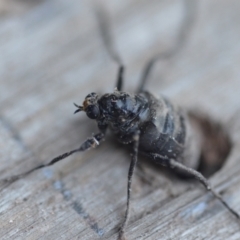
1;0;240;239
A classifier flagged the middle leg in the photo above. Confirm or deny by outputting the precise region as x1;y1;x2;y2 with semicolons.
118;131;140;240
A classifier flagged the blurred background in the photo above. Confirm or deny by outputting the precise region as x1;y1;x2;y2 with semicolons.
1;0;240;239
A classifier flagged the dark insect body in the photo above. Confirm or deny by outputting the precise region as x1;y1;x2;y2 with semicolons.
88;89;200;170
1;1;240;240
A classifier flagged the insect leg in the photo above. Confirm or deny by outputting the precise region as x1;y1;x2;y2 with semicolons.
116;65;124;92
0;133;105;188
137;0;197;93
95;6;124;91
118;131;140;240
169;158;240;220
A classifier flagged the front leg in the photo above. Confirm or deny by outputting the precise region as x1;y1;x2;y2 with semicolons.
118;131;140;240
0;133;105;188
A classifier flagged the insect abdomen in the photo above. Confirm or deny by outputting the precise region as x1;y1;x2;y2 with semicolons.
139;92;201;169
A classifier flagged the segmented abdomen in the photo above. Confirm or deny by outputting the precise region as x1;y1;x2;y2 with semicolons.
139;92;201;169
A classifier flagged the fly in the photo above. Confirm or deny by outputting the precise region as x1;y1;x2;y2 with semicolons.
1;1;239;240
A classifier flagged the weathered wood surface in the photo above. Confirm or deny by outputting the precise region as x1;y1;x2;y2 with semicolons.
1;0;240;239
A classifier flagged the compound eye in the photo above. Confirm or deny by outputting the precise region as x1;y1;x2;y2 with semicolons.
86;105;99;119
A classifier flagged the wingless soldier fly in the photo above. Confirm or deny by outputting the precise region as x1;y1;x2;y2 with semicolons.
1;1;239;240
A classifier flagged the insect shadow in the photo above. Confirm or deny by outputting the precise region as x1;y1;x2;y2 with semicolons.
0;1;239;240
